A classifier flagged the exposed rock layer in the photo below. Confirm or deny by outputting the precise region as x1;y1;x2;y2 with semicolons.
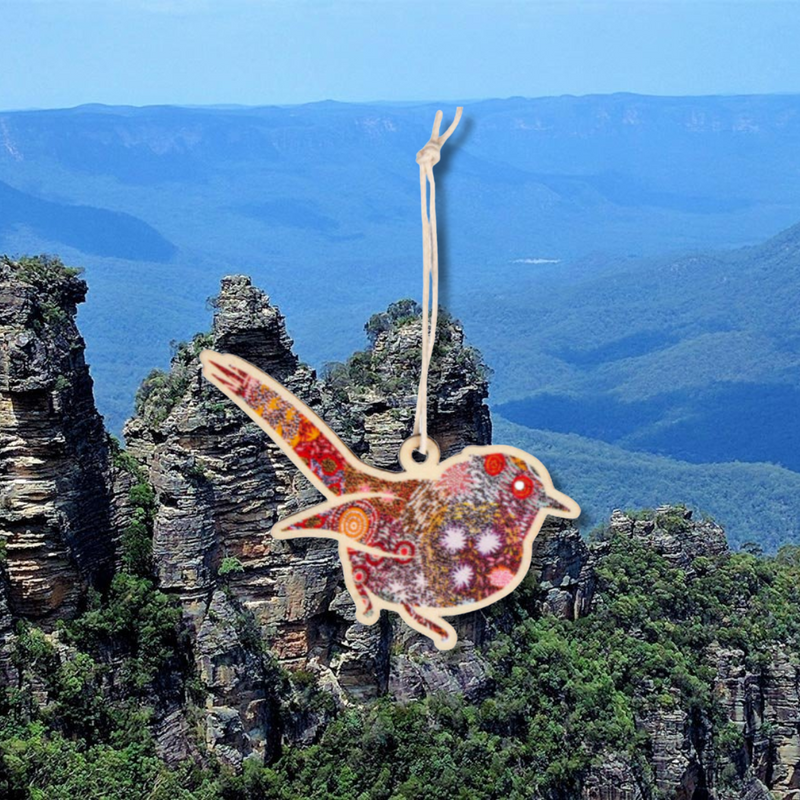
0;257;118;622
581;507;800;800
0;263;796;799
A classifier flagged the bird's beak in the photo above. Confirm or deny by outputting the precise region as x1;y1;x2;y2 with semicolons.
544;487;581;519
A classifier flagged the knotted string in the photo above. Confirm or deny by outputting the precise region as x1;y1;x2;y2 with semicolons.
412;107;463;456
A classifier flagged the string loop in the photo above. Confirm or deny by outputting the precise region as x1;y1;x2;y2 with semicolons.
412;107;463;456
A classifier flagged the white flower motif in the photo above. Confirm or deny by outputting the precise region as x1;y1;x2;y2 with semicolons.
477;529;502;555
441;525;467;553
388;580;409;601
451;563;474;590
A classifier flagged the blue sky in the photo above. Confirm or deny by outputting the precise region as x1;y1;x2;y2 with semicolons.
2;1;800;109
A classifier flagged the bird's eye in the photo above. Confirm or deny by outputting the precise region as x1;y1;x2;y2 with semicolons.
511;474;534;499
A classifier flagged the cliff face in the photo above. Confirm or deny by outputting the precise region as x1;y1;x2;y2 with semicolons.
124;274;325;631
580;508;800;800
0;262;797;800
0;257;118;622
123;276;329;762
715;644;800;799
320;299;492;469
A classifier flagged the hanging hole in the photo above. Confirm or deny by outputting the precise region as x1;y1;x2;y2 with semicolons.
398;435;441;472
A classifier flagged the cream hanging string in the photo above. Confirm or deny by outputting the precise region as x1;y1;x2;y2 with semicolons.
200;100;580;650
412;106;463;456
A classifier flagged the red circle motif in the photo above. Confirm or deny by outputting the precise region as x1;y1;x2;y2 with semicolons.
352;566;370;584
484;453;507;476
394;541;416;563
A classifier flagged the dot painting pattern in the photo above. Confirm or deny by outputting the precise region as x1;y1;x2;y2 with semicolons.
202;352;579;649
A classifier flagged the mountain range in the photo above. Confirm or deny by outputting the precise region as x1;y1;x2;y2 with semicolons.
1;94;799;549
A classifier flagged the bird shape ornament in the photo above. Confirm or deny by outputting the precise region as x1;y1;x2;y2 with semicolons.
200;350;580;650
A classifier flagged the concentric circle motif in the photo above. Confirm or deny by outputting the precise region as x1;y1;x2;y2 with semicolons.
339;506;371;540
352;566;370;584
484;453;506;476
511;474;534;499
394;541;416;563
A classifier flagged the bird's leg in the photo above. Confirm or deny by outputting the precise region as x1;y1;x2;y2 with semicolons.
399;604;456;651
353;583;379;625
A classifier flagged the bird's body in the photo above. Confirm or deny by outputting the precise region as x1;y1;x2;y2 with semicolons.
201;350;579;649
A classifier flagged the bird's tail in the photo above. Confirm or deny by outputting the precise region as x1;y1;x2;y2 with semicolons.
199;350;356;497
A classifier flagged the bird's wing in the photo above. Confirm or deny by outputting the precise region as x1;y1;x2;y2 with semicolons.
200;350;386;498
272;493;407;558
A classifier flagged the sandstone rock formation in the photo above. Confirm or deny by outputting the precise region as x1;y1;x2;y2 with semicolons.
583;507;800;800
123;277;496;763
0;256;118;622
715;645;800;799
531;517;595;621
0;262;797;800
320;298;492;469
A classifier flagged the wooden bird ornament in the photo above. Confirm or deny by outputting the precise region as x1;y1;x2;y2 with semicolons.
200;350;580;650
